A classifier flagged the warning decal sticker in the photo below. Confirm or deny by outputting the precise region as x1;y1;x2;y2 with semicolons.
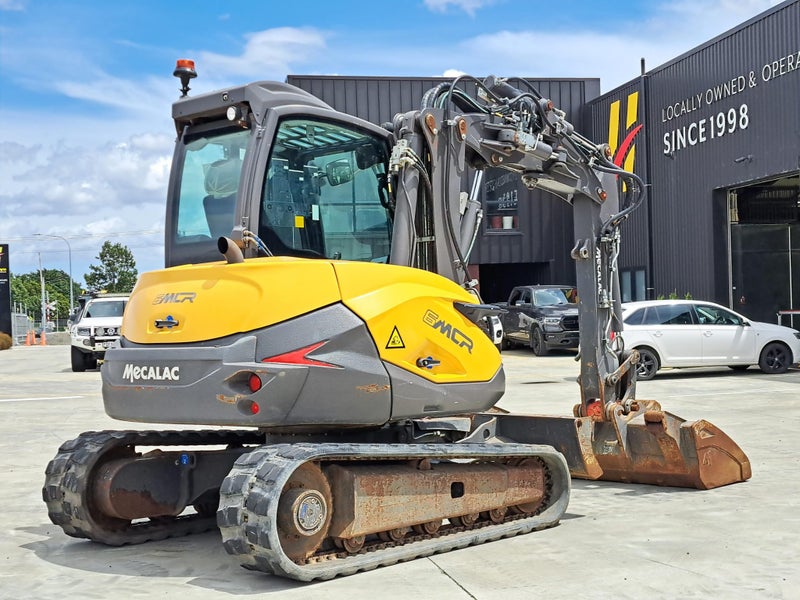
385;326;405;349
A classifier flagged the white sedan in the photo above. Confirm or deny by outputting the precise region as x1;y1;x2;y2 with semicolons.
621;300;800;380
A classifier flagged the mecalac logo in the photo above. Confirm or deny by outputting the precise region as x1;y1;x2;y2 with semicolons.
153;292;196;305
122;364;180;382
607;91;644;172
423;309;474;353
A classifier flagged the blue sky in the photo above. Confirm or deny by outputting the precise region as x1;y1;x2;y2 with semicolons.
0;0;783;288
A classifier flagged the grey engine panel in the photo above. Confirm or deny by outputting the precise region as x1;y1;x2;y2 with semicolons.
102;303;504;429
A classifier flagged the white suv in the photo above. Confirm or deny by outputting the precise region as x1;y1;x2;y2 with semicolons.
70;294;129;372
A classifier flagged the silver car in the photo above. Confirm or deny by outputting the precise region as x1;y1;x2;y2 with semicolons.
621;300;800;380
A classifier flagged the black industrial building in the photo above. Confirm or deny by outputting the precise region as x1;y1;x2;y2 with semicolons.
289;0;799;324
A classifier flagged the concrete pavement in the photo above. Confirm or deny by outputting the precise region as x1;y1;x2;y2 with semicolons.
1;344;797;599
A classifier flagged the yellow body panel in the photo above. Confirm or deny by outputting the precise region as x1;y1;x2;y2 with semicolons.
333;261;501;383
124;257;499;383
123;257;341;344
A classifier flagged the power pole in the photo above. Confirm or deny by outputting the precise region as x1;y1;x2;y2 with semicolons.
38;253;46;328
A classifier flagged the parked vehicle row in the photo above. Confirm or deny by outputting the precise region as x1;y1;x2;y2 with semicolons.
496;291;799;380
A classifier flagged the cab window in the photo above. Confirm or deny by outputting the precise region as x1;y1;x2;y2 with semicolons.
259;118;391;261
174;128;249;243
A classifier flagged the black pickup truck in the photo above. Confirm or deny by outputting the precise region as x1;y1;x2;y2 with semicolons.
495;285;580;355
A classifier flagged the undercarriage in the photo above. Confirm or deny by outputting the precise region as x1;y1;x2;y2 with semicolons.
43;426;570;581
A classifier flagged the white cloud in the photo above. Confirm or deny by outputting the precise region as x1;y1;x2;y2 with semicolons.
423;0;498;16
54;73;177;119
424;0;782;91
199;27;327;79
0;132;172;281
0;0;26;10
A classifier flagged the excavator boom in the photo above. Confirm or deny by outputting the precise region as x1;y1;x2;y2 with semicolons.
387;75;750;488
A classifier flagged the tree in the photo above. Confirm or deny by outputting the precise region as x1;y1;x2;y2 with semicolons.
84;241;138;293
11;269;74;320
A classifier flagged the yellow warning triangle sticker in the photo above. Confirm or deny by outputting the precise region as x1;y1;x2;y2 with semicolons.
385;326;405;349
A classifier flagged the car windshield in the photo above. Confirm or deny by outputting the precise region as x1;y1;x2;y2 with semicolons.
534;288;575;306
84;300;126;319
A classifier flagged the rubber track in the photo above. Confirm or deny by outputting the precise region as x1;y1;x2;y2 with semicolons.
42;429;264;546
218;442;570;581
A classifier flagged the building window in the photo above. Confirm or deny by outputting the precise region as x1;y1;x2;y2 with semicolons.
484;169;519;231
621;268;646;302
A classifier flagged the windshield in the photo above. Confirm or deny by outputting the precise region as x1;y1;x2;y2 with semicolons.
84;300;127;318
259;118;392;261
173;128;250;243
534;288;577;306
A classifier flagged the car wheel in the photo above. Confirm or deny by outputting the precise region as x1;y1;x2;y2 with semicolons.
634;347;659;381
530;327;548;356
758;342;790;374
71;347;86;372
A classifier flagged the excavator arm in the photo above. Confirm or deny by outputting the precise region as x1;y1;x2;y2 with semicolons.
389;75;639;411
387;75;750;488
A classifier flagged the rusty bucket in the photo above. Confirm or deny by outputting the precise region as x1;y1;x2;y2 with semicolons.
470;401;751;489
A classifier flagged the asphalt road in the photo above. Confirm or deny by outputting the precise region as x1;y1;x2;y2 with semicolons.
1;345;798;599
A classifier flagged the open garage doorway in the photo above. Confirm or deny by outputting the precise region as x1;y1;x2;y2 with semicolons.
729;173;800;326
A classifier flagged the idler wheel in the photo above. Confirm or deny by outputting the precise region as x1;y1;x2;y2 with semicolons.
276;462;332;561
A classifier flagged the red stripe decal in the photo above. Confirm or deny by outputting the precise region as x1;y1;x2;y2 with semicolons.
261;341;339;368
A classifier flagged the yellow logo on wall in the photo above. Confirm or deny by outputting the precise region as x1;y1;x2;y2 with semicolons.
607;91;643;171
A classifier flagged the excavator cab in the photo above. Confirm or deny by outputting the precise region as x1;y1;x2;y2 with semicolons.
164;88;395;270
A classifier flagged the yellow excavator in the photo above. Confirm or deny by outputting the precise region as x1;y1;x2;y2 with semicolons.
43;60;750;581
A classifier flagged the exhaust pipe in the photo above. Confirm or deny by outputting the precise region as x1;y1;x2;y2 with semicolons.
218;237;244;264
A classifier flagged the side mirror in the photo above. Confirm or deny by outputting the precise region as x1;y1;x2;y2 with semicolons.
326;159;353;186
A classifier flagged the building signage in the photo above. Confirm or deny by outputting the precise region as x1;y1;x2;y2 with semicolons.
661;50;799;155
608;91;643;173
0;244;11;337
